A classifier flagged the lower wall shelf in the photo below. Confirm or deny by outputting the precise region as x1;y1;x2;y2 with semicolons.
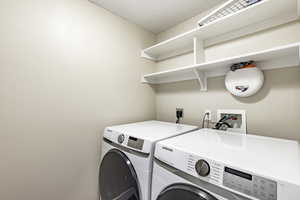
142;43;300;91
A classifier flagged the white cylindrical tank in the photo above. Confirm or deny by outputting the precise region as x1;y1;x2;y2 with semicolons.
225;67;264;97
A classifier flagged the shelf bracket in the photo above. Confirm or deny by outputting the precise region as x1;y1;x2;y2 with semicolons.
141;76;148;84
193;69;207;92
141;51;157;61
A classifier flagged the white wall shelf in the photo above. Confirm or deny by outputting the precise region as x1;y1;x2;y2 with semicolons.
141;0;300;61
142;43;300;91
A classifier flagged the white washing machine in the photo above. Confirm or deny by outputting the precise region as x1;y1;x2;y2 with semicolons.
152;129;300;200
99;121;198;200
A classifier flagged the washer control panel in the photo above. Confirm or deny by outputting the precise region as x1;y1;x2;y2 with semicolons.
223;167;277;200
127;136;144;150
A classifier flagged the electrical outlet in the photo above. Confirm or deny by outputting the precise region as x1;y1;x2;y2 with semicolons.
204;110;211;121
176;108;184;118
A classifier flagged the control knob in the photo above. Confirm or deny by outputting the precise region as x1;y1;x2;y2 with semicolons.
195;159;210;177
117;134;125;144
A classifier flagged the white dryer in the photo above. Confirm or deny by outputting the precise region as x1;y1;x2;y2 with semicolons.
152;129;300;200
99;121;197;200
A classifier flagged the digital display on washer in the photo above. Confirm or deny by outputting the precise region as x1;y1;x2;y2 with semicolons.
127;137;144;150
129;136;138;141
225;167;252;180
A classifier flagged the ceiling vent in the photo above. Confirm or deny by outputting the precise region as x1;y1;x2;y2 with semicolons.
198;0;262;26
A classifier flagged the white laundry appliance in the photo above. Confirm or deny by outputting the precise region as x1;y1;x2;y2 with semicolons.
99;121;198;200
152;128;300;200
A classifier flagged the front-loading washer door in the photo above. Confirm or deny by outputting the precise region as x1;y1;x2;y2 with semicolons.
99;149;140;200
157;184;218;200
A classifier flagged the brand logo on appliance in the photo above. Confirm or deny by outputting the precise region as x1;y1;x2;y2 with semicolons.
162;146;173;152
235;85;249;92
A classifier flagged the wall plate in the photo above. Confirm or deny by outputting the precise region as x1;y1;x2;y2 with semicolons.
217;109;247;134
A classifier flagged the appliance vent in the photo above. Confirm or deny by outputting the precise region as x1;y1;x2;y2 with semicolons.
198;0;262;26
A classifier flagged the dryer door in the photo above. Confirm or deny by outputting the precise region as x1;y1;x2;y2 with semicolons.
99;149;140;200
157;184;218;200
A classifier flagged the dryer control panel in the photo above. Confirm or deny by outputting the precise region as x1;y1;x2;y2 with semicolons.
223;167;277;200
155;144;278;200
186;153;278;200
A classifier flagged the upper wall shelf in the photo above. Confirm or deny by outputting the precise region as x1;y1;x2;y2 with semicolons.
141;0;300;61
142;43;300;90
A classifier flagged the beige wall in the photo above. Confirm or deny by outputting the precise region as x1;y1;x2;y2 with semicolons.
0;0;155;200
156;16;300;141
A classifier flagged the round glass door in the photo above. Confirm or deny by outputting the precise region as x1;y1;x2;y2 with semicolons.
99;149;140;200
157;184;218;200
